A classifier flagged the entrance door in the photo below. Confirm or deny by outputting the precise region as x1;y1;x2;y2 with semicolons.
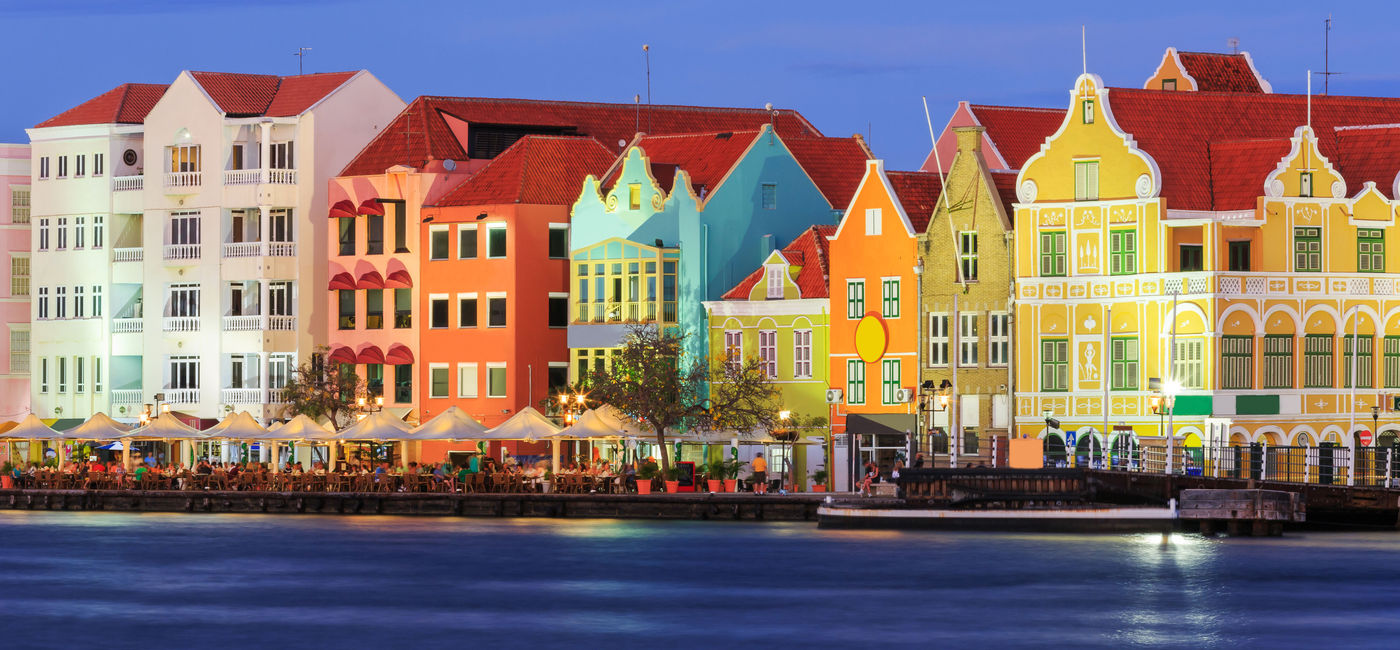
1318;442;1335;485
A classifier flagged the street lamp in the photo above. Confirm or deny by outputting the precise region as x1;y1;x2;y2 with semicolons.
918;380;952;455
1042;407;1060;465
1149;377;1177;473
777;410;792;493
558;390;588;425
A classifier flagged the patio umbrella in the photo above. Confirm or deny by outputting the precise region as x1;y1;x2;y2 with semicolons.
482;407;561;442
62;412;134;441
0;414;64;465
409;406;489;441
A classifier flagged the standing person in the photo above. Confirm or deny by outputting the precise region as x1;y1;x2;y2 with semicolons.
912;453;926;469
750;453;768;495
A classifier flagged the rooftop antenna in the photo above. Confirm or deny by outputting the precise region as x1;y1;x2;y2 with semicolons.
634;94;641;134
922;96;966;288
1081;25;1087;75
1227;37;1240;54
1315;15;1342;95
765;102;775;132
642;44;652;132
294;47;312;75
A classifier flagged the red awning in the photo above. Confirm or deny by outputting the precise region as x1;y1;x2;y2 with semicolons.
328;272;356;291
358;198;385;216
385;269;413;288
386;344;415;365
356;270;385;289
327;346;357;364
329;199;357;219
355;345;385;365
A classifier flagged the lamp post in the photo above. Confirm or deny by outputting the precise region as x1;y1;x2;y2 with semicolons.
1149;377;1177;473
356;395;385;464
557;389;589;467
917;379;951;458
1042;407;1059;466
776;410;792;494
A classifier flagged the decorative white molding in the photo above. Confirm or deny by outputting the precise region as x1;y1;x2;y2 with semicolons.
1018;180;1037;203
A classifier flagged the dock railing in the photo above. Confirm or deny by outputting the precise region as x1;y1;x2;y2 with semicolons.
1062;443;1399;489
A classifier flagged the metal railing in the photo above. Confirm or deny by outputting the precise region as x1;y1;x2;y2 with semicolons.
113;247;143;262
112;175;143;192
574;300;677;324
1068;443;1400;488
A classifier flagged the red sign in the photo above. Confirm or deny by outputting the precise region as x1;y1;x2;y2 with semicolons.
1359;430;1374;447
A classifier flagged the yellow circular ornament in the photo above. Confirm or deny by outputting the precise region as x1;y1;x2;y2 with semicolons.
854;314;887;363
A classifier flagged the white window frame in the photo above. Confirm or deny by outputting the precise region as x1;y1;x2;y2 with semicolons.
959;313;978;367
880;358;901;405
93;356;102;393
58;357;70;393
457;223;477;259
548;223;569;259
846;280;865;319
485;222;508;259
428;224;450;261
1174;339;1205;390
457;292;478;328
458;362;479;398
1074;160;1100;201
56;217;67;250
73;285;85;319
486;363;508;398
927;313;948;366
988;312;1010;367
55;286;66;319
93;152;104;177
758;329;777;378
846;359;865;406
429;363;449;399
793;329;812;378
38;157;49;180
37;286;48;320
75;356;85;394
724;329;743;369
92;215;104;249
864;208;881;236
959;231;978;282
74;216;86;249
486;291;507;328
765;265;784;299
37;218;49;250
39;357;48;393
880;277;900;318
429;293;449;329
75;154;85;178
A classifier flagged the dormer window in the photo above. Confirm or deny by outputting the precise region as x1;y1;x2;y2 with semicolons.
1162;79;1177;91
765;265;784;299
1300;172;1313;198
1082;99;1095;124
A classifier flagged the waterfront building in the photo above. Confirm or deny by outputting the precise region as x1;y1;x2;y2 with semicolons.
704;225;835;488
916;127;1019;466
1011;58;1400;467
1142;47;1272;93
1;143;31;421
568;126;870;377
28;71;403;425
921;102;1063;174
828;160;941;486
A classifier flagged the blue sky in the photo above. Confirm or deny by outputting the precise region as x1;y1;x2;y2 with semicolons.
1;0;1394;169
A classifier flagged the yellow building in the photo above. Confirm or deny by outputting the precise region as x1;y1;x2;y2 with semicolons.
1013;61;1400;474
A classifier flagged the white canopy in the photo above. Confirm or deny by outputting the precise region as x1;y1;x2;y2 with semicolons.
199;411;268;440
261;414;333;441
546;406;648;440
324;410;414;441
0;414;63;440
482;407;561;441
409;406;489;441
123;414;206;440
62;412;134;441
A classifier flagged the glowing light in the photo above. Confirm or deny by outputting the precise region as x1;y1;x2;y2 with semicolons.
779;410;791;421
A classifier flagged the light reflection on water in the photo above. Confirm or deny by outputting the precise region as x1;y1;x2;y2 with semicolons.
2;511;1400;648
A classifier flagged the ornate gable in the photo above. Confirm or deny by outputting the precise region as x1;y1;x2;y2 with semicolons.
1263;126;1346;199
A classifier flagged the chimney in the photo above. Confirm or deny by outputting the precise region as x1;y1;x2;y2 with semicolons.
953;125;985;154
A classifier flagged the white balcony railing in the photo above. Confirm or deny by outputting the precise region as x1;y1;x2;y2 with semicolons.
113;318;143;333
223;315;262;331
112;175;143;192
165;388;201;404
221;387;266;404
163;244;201;261
268;315;296;331
223;169;261;185
267;169;296;185
110;389;143;405
222;242;261;258
163;171;202;191
266;241;295;257
113;247;144;262
163;316;200;332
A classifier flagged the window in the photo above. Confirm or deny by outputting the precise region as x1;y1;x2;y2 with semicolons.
458;225;478;259
956;232;979;281
548;363;569;393
548;224;568;259
1295;227;1321;272
57;155;68;178
39;157;49;180
1304;335;1333;387
1344;335;1374;388
268;282;290;317
1178;244;1203;272
488;295;506;327
1109;229;1136;275
766;266;784;299
93;153;104;176
1173;340;1204;389
429;226;449;260
168;355;202;390
846;280;865;319
366;211;383;255
880;278;899;318
846;359;866;405
9;330;28;374
1263;335;1293;389
57;217;67;249
39;358;48;393
73;286;84;318
231;145;244;170
959;313;978;366
1221;336;1253;389
365;289;384;329
881;359;901;405
927;314;949;366
1082;99;1095;124
92;216;104;248
724;330;742;369
548;294;567;328
989;312;1010;366
10;256;29;296
37;287;48;319
364;364;384;398
1040;231;1067;276
1359;228;1385;273
269;141;294;169
864;208;881;236
1162;78;1177;91
429;365;449;398
458;294;478;328
628;184;642;210
1074;161;1099;201
1107;337;1139;390
761;183;777;210
57;357;67;393
1227;240;1250;272
93;356;102;393
394;289;411;328
393;364;412;403
1041;339;1069;391
169;211;199;247
1385;336;1400;388
75;154;85;177
169;145;200;173
430;295;449;329
758;330;777;378
75;357;85;393
1299;172;1312;198
486;223;507;258
337;218;355;256
390;201;408;253
487;364;507;398
458;363;478;398
74;216;85;249
793;329;812;378
55;286;66;318
10;188;29;224
38;218;48;250
337;290;355;329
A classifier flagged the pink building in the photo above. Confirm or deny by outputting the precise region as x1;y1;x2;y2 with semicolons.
0;143;31;420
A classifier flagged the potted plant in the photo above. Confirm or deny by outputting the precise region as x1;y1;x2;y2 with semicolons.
635;460;658;495
1;461;13;490
810;468;828;492
705;459;725;492
722;458;741;492
541;469;554;494
662;464;680;493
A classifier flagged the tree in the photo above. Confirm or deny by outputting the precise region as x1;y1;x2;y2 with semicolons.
282;346;366;431
583;324;781;473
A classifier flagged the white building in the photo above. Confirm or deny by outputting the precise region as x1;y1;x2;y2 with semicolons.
28;70;403;424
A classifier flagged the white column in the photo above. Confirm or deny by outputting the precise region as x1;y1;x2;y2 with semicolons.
258;121;272;184
328;443;339;472
258;205;270;256
270;442;280;472
552;438;561;475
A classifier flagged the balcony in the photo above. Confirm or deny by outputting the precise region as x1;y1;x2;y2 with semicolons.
223;315;262;331
222;241;297;258
163;244;201;261
221;387;265;404
114;247;144;263
163;171;202;191
163;317;200;333
165;388;201;404
110;389;143;405
113;318;143;333
268;315;296;331
573;300;677;325
112;175;143;192
222;169;298;186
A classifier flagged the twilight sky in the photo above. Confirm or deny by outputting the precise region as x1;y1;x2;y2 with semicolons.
2;0;1396;169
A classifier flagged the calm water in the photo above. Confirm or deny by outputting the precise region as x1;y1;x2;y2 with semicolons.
1;513;1398;648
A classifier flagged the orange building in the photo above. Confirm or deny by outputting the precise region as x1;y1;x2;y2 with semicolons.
827;160;941;487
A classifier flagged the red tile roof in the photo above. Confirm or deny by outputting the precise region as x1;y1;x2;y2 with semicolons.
190;71;358;117
1177;52;1267;93
35;83;169;128
990;170;1020;224
1333;125;1400;199
603;131;760;196
434;136;616;207
784;135;874;210
339;96;822;177
967;104;1064;169
886;171;943;232
1205;138;1292;209
722;225;836;300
